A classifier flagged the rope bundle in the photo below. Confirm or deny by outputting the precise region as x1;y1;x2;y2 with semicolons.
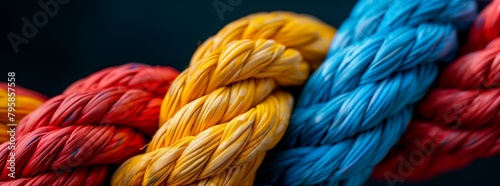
257;0;477;185
0;63;178;185
112;12;335;186
373;0;500;180
0;83;46;142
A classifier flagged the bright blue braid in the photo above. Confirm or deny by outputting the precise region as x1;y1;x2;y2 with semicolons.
330;0;476;53
257;0;477;185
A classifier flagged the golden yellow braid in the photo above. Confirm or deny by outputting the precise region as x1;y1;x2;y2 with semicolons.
112;11;336;186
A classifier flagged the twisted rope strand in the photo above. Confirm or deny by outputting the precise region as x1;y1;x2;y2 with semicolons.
64;63;177;96
329;0;476;53
257;0;476;185
18;87;163;137
462;0;500;54
373;3;500;177
0;166;107;186
190;12;335;69
112;11;336;186
0;83;46;143
0;125;144;179
0;63;178;185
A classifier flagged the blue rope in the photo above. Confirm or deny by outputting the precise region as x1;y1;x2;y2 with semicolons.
257;0;477;185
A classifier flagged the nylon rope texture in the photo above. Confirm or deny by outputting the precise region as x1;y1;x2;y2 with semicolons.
0;63;178;185
373;0;500;181
0;83;46;143
111;11;336;186
257;0;477;185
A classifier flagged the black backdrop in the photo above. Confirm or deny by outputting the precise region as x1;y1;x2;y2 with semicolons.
1;0;499;185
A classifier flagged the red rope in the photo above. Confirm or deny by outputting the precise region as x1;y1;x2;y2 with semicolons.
461;0;500;54
0;63;178;184
373;1;500;180
17;87;163;136
0;166;107;185
64;63;177;96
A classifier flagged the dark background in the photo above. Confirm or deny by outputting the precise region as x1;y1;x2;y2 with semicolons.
1;0;499;185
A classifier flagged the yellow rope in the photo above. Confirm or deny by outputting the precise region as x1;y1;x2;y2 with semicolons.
112;11;336;186
0;85;45;143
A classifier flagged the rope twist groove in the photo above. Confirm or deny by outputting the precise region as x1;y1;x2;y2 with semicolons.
374;0;500;179
0;64;178;185
112;11;336;186
257;0;476;185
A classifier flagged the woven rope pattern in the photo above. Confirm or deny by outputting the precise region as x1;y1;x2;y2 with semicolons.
374;0;500;180
257;0;476;185
0;64;178;185
112;12;336;186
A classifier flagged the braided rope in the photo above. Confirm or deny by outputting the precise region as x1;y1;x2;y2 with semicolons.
373;0;500;180
112;11;336;186
257;0;477;185
0;166;107;185
462;0;500;54
64;63;177;96
0;83;46;142
0;63;178;184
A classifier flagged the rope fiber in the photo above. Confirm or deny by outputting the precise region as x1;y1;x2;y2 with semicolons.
373;0;500;180
0;83;46;143
257;0;477;185
112;11;336;186
0;63;178;185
